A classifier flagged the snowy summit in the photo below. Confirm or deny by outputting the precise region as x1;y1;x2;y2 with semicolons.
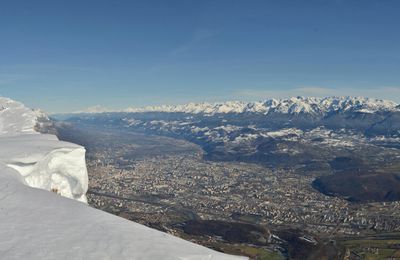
113;96;399;115
124;97;399;114
0;97;244;260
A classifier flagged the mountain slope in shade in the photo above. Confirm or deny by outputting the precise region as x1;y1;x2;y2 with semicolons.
64;97;400;137
0;97;244;260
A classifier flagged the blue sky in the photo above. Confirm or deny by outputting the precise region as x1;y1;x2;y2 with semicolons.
0;0;399;113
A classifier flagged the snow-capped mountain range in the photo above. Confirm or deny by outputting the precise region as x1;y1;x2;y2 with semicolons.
64;96;400;138
122;96;399;115
0;97;243;260
58;94;400;174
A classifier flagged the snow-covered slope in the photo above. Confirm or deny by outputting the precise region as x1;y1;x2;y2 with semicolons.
123;96;398;115
0;97;88;202
0;134;88;202
0;97;45;135
0;163;243;260
0;97;244;260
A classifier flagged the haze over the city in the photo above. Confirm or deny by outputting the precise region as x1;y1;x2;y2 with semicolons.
0;0;399;113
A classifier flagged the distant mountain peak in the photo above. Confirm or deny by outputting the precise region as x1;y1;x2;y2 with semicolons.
121;96;398;115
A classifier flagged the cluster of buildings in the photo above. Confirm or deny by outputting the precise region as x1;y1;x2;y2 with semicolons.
86;153;400;238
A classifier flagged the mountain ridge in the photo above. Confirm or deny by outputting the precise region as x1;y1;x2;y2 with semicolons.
67;96;399;116
125;96;399;115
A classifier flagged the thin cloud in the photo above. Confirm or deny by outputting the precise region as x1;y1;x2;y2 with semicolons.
169;28;219;56
147;29;220;74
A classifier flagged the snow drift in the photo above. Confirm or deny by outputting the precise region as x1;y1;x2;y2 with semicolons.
0;97;244;259
0;97;88;202
0;134;88;202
